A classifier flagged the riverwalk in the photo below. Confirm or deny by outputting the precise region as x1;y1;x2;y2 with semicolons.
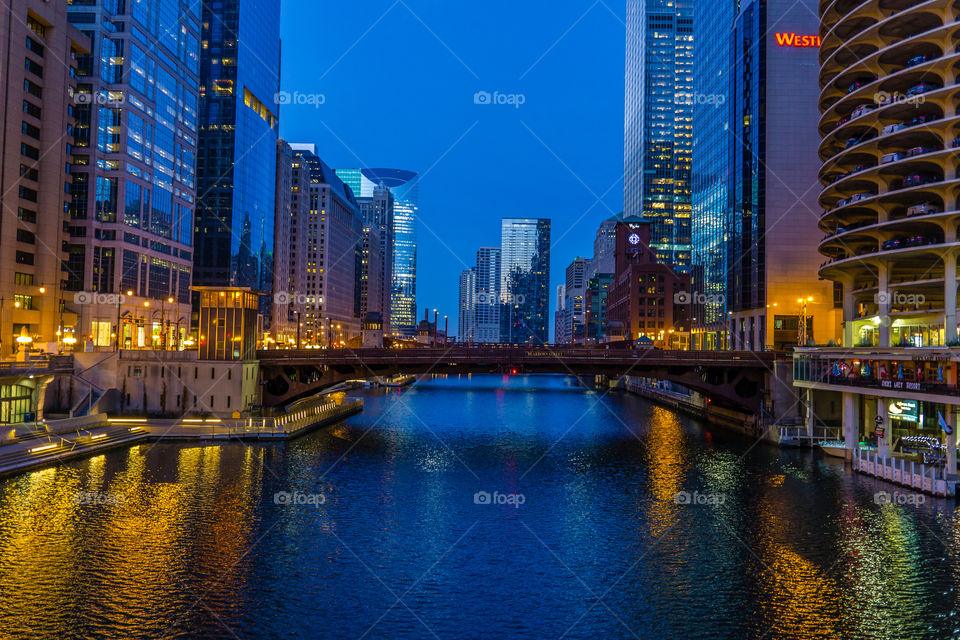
0;399;363;479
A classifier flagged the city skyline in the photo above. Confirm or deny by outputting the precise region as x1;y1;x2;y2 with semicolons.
277;1;625;336
2;1;960;638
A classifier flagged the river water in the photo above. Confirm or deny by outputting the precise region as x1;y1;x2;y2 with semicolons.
1;375;959;639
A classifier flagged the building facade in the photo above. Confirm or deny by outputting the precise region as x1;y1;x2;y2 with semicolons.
624;0;694;272
458;268;477;342
337;168;416;337
556;257;589;344
366;169;417;337
690;0;734;350
285;144;363;345
474;246;501;343
271;140;294;345
607;221;690;348
500;218;550;344
585;272;615;343
726;0;839;350
793;0;960;484
358;185;393;330
0;1;88;361
65;0;200;351
194;0;280;304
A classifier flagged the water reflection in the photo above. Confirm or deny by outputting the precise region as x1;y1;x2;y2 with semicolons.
0;375;958;639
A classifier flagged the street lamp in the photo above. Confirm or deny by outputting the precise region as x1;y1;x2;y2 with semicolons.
160;296;174;350
117;290;134;351
142;300;150;349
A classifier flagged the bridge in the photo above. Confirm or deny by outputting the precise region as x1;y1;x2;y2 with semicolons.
258;347;781;412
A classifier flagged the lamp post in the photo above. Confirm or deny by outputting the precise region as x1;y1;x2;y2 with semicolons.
295;311;301;349
162;296;174;350
117;290;133;351
142;300;150;349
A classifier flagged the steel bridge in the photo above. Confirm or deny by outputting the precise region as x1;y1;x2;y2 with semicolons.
258;347;780;412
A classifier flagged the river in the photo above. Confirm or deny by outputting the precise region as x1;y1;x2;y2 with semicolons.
0;374;958;639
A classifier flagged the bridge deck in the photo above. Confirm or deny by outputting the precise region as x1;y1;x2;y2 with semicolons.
258;347;779;369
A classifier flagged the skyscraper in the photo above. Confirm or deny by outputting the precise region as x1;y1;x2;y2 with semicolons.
458;268;476;342
284;144;363;345
337;168;417;337
272;140;295;344
366;169;418;338
691;0;734;350
474;247;501;343
624;0;693;272
727;0;836;350
194;0;281;301
66;0;200;350
0;1;88;361
336;169;394;331
556;257;589;344
500;218;550;344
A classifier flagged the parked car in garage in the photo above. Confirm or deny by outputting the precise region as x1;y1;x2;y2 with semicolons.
901;172;939;188
881;151;904;164
906;81;942;96
906;202;941;217
847;77;875;93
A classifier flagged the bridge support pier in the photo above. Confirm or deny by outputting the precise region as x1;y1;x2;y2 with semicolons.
843;392;859;454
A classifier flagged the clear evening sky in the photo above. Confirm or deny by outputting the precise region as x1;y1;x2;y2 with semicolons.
279;1;625;336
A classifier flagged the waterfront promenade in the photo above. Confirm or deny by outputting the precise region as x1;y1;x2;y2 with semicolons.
0;398;363;478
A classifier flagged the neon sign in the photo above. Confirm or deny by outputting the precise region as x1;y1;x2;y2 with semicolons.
775;33;821;48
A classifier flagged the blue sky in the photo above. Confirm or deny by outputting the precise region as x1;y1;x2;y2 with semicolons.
279;0;625;335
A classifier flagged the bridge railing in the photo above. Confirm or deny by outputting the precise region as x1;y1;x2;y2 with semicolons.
258;347;779;365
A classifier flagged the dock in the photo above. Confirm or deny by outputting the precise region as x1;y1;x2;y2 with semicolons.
0;399;363;479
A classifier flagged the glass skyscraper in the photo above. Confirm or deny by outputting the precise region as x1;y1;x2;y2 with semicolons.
690;0;831;350
624;0;693;272
359;169;418;338
194;0;280;301
475;247;501;343
500;218;550;344
66;0;200;349
691;0;734;350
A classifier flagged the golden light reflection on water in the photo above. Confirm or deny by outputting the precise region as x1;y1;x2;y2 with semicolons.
745;475;944;639
0;443;263;638
644;406;685;537
749;488;845;640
